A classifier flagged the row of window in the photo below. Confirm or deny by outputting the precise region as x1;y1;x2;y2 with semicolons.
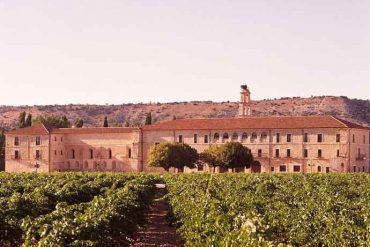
271;165;330;173
62;161;119;170
178;133;344;144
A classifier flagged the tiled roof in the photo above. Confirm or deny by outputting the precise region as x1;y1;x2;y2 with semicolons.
6;123;50;135
50;127;139;134
143;116;369;131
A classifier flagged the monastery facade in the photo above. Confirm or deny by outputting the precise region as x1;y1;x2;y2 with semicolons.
5;86;370;173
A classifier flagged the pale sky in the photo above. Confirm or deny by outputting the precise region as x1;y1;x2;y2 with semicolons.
0;0;369;106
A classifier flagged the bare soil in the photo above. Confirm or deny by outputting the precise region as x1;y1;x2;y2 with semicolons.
131;184;181;247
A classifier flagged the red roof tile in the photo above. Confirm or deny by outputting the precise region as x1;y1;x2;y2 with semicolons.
143;116;369;131
50;127;139;134
6;123;50;135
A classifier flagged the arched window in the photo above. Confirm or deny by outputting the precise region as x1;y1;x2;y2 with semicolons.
251;132;257;143
222;133;229;142
89;149;93;159
108;149;112;159
241;132;248;142
260;132;267;142
231;132;238;141
213;133;220;143
71;149;75;159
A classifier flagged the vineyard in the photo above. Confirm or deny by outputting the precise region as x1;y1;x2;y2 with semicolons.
0;172;157;246
165;173;370;247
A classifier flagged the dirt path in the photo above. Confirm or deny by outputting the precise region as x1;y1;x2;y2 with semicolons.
131;184;181;247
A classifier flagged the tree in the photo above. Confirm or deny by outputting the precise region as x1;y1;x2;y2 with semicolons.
145;112;152;125
25;113;32;127
18;112;26;128
33;115;70;128
201;142;253;170
148;142;198;172
103;116;109;127
74;118;84;128
0;128;5;171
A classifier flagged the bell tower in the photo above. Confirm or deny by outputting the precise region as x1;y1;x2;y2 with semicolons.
238;84;251;117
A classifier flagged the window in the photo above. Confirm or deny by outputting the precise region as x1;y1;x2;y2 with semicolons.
54;150;57;156
14;150;19;159
128;148;132;158
260;132;267;142
287;134;291;143
336;134;340;143
337;149;340;157
36;136;41;146
213;133;220;143
317;166;322;172
194;134;198;144
241;132;248;142
251;132;257;143
287;149;291;158
222;133;229;142
317;134;323;143
353;166;356;172
72;149;75;159
258;149;262;158
303;133;308;142
326;167;330;173
304;149;308;158
231;132;238;141
279;165;287;172
270;167;275;172
275;149;280;158
14;137;19;146
276;133;280;143
54;136;57;142
36;150;41;160
178;135;183;143
60;150;63;156
108;149;112;159
318;149;322;158
89;149;93;159
352;134;355;143
204;135;209;144
293;165;301;172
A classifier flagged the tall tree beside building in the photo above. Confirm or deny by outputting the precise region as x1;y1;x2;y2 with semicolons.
33;115;70;128
0;128;5;171
103;116;109;127
74;118;84;128
18;111;26;128
25;113;32;127
145;112;152;125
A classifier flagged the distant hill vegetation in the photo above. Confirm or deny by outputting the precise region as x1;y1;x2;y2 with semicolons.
0;96;369;128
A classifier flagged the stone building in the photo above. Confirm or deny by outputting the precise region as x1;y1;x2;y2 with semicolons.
5;86;370;173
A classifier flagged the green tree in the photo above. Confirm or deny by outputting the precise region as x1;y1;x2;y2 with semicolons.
103;116;109;127
18;111;26;128
25;113;32;127
145;112;152;125
33;115;70;128
0;128;5;171
148;142;198;172
74;118;84;128
201;142;253;170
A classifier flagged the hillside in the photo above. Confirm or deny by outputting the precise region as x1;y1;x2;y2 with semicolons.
0;96;369;128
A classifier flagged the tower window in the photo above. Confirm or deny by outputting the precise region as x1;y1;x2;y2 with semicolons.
337;149;340;157
287;149;291;158
14;150;19;159
318;149;322;158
